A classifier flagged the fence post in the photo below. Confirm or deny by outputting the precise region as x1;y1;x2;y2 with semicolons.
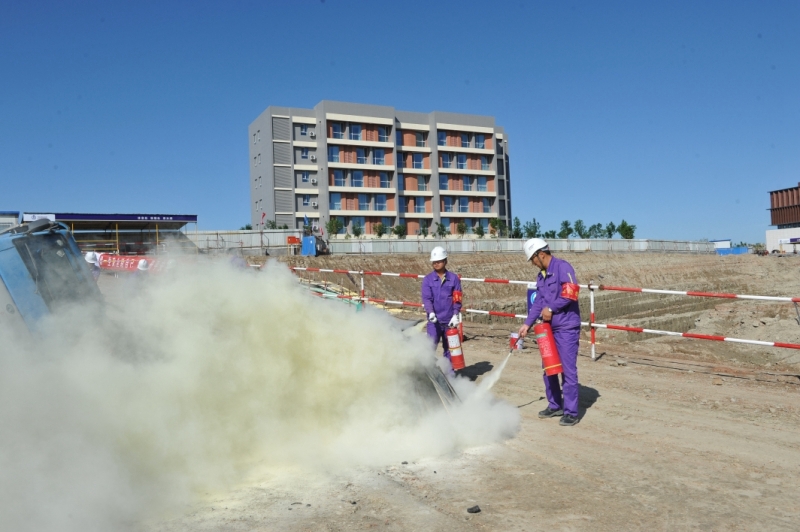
359;271;365;311
589;280;596;361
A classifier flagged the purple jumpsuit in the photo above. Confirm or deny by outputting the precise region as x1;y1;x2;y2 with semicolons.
421;270;462;361
524;256;581;417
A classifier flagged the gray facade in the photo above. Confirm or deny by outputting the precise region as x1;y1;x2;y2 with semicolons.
248;101;511;236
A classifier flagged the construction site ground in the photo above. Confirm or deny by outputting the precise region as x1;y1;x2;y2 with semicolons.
142;252;800;531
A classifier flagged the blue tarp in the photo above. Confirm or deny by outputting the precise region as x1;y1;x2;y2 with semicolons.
716;247;749;256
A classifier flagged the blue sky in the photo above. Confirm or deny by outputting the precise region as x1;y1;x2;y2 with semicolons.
1;0;797;242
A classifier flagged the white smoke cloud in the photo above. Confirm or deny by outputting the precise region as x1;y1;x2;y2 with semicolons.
0;260;519;531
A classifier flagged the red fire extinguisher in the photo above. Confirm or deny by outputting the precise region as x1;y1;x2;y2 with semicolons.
532;321;563;376
446;327;466;371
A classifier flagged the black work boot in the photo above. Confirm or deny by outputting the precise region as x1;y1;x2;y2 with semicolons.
559;414;579;427
538;407;564;419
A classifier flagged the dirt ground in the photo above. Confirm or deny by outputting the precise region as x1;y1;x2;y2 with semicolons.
129;252;800;532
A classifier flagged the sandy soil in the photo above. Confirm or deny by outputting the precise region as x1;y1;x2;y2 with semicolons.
130;253;800;531
141;330;800;532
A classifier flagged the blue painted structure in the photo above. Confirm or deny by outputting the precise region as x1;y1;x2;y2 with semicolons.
0;220;101;333
716;247;749;256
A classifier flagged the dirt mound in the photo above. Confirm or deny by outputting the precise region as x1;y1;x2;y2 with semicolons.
279;253;800;370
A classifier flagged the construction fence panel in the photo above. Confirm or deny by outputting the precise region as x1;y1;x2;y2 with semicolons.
326;238;715;254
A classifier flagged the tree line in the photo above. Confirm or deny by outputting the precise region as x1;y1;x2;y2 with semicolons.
510;218;637;239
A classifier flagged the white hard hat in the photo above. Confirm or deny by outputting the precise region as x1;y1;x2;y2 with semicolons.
524;238;549;261
137;259;150;271
84;252;98;264
430;246;447;262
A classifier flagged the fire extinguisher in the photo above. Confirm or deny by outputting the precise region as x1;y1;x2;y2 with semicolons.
532;321;563;376
445;327;466;371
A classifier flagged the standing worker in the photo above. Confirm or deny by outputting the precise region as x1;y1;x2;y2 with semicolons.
84;252;101;281
422;246;462;369
518;238;582;427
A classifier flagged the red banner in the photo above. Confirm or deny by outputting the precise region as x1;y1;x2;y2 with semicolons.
97;254;164;272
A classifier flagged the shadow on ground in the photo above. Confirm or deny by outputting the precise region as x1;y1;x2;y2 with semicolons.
579;385;600;419
458;361;493;381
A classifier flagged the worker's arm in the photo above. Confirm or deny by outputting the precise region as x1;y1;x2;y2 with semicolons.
451;274;462;315
421;276;435;315
548;261;579;314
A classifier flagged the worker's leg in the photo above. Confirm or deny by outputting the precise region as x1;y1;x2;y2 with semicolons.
543;371;563;411
427;321;449;360
554;327;581;417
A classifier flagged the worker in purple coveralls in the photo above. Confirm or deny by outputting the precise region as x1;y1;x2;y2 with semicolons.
421;246;462;368
518;238;582;427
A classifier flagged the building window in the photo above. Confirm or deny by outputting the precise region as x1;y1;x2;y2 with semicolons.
417;176;427;191
460;133;469;148
300;125;308;136
477;176;487;192
457;154;467;169
475;134;485;149
458;197;469;213
332;123;343;139
416;132;425;147
481;155;489;170
499;200;506;217
397;153;405;168
463;176;472;191
257;130;260;142
415;199;426;213
328;146;340;162
301;148;309;160
335;216;346;233
396;129;403;146
330;193;342;210
334;170;345;186
253;133;256;144
464;218;473;233
357;148;367;164
438;131;446;146
412;153;423;169
441;153;451;168
439;175;448;190
482;198;491;213
443;197;453;213
441;217;450;230
478;218;489;232
302;171;309;183
350;124;362;141
374;149;385;165
352;171;364;187
352;216;365;230
359;194;369;210
397;173;404;190
376;194;387;211
498;179;505;195
380;172;390;188
382;217;393;227
378;127;389;142
303;195;310;207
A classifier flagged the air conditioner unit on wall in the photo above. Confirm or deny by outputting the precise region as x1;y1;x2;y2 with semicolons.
310;154;317;161
311;202;318;208
311;179;318;185
309;131;316;137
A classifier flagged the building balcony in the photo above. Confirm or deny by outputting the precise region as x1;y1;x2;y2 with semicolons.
402;212;433;219
438;189;494;197
329;186;397;194
399;190;434;197
399;167;431;175
330;209;398;217
435;144;494;155
326;137;394;149
437;167;494;176
329;161;394;172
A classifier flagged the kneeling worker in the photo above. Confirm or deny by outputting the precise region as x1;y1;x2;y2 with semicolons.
422;246;462;368
518;238;582;427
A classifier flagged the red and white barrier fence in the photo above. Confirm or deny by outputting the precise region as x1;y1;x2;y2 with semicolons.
291;267;800;358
